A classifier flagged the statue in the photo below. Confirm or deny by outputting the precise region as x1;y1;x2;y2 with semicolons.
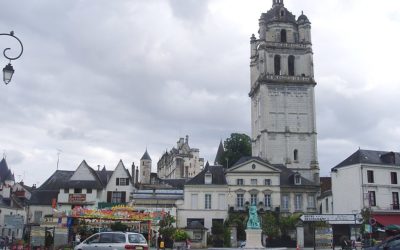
247;205;261;229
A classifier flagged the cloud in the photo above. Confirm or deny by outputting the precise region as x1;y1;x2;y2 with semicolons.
1;0;400;185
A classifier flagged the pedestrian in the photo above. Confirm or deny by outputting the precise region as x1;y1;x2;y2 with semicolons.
5;236;9;250
158;234;164;250
186;238;191;250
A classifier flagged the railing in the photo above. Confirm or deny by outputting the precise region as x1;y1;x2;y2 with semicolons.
264;41;310;50
370;204;400;212
259;74;314;83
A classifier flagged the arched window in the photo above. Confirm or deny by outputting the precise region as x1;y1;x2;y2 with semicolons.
280;29;287;43
288;55;295;76
294;149;298;161
274;55;281;75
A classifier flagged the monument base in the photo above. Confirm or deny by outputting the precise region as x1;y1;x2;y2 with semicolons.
245;229;264;249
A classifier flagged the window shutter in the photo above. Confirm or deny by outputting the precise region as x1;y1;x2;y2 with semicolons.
107;191;112;203
121;192;126;203
116;178;119;185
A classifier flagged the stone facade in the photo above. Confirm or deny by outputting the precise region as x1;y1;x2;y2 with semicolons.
157;135;204;179
249;0;319;183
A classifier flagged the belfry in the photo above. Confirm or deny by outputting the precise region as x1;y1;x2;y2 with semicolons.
249;0;319;183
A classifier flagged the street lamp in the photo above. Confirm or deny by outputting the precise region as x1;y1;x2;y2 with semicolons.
1;31;24;85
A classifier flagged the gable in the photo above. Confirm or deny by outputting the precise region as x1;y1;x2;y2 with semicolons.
106;160;132;189
227;159;280;173
70;161;96;181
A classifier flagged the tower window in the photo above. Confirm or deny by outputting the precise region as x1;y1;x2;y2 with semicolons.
288;55;295;76
280;29;287;43
274;55;281;75
294;149;298;161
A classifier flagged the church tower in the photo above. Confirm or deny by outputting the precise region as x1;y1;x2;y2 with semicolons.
250;0;319;182
140;149;152;184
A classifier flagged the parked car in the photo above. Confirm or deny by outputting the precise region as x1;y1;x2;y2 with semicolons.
365;235;400;250
74;232;148;250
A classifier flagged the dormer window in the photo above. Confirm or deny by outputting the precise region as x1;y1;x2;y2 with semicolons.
205;171;212;184
280;10;285;17
294;173;301;185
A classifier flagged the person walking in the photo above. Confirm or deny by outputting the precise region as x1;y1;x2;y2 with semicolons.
158;235;164;250
186;238;191;250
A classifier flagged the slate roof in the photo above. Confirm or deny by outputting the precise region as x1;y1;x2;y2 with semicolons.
261;1;297;24
231;156;269;167
273;164;317;187
331;149;400;171
30;165;113;205
29;190;59;205
186;163;227;185
141;150;152;161
214;140;225;165
158;178;187;189
0;158;14;182
231;156;317;187
297;11;310;23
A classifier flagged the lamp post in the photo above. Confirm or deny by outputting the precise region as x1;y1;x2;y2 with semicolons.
1;31;24;85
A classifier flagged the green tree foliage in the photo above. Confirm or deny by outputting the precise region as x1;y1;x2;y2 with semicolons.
158;213;176;239
226;212;247;241
261;213;279;239
173;229;189;241
221;133;251;168
279;214;301;237
223;221;232;247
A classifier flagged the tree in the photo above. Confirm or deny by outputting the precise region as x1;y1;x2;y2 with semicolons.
158;213;176;243
262;212;279;239
220;133;251;168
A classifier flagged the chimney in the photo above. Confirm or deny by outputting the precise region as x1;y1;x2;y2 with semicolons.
135;166;139;184
97;165;100;171
131;162;136;184
185;135;189;144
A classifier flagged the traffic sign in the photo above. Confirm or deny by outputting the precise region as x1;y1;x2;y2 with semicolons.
300;214;356;222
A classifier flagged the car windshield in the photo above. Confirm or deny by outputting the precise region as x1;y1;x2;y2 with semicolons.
128;234;146;244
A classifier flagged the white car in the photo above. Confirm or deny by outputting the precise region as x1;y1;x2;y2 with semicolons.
74;232;148;250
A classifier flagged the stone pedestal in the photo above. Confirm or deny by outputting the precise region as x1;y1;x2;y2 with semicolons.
245;229;264;249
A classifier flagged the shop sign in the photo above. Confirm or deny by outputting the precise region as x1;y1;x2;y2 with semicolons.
69;194;86;203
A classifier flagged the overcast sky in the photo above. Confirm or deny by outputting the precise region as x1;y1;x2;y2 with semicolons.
1;0;400;186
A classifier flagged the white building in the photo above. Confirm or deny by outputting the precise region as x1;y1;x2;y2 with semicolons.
0;158;27;239
331;149;400;225
177;163;228;248
29;159;134;224
225;156;318;214
317;177;333;215
157;136;204;179
249;0;319;183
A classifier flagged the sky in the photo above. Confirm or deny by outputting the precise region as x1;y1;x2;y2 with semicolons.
1;0;400;186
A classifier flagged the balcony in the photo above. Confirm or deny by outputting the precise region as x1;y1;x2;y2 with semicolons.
259;74;314;83
370;204;400;213
258;41;311;50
